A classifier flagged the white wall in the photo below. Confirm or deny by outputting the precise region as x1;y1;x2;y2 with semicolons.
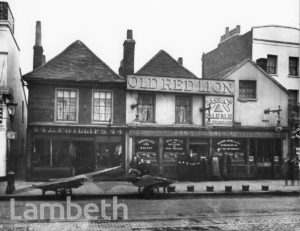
252;26;300;99
226;61;289;127
0;24;28;177
126;91;204;125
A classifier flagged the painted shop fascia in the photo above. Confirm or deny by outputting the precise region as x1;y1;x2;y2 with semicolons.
127;75;234;96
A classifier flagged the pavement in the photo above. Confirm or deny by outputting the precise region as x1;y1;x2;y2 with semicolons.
0;179;299;199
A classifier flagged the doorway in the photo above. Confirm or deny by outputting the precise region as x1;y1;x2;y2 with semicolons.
73;141;94;174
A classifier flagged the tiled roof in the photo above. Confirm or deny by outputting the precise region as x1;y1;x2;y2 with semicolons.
135;50;198;79
23;40;124;82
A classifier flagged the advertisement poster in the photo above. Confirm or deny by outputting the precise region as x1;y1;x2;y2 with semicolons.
205;96;234;127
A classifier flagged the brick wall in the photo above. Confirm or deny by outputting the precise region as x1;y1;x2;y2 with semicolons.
202;31;252;78
28;82;126;125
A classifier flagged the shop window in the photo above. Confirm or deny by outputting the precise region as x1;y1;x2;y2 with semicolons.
56;89;78;122
266;55;277;74
32;139;71;168
137;94;154;122
175;96;191;123
239;80;256;99
289;57;299;76
93;91;112;122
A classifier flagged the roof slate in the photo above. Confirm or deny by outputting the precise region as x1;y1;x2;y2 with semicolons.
23;40;124;83
135;50;198;79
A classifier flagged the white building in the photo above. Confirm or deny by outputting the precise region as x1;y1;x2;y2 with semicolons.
0;2;27;178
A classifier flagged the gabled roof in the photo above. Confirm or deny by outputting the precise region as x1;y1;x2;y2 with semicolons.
135;50;198;79
23;40;124;83
207;59;288;94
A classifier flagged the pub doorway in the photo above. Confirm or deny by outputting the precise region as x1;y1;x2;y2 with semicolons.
256;139;273;179
73;141;94;175
96;143;123;170
189;139;209;181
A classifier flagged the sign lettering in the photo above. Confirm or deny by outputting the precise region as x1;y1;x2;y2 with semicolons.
127;75;234;95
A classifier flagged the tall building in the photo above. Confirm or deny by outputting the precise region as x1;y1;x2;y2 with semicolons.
0;2;27;178
202;25;300;157
23;23;126;180
202;25;299;101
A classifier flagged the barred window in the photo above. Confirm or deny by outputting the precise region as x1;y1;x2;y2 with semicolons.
175;96;191;123
267;55;277;74
93;91;112;122
239;80;256;99
137;94;154;122
289;57;299;76
56;89;77;121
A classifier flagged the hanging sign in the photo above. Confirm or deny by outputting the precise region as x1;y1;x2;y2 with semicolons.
7;131;16;140
205;96;234;127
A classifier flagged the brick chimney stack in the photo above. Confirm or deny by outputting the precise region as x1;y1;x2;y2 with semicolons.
33;21;44;69
121;29;135;77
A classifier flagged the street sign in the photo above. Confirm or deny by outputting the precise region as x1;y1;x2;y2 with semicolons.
7;131;16;140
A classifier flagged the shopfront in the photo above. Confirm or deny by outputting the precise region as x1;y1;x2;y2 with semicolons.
27;125;125;180
128;128;287;180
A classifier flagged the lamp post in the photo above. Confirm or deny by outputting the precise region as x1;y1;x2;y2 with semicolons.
5;100;17;194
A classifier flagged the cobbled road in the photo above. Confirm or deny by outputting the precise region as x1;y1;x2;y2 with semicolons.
0;196;300;230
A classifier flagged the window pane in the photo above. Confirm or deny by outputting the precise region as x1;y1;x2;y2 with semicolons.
94;92;100;99
93;91;113;122
289;57;299;76
239;81;256;99
137;95;154;122
57;90;63;97
56;89;77;121
175;96;191;123
267;55;277;74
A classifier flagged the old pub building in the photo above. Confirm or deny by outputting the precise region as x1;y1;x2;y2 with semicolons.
125;47;289;180
23;23;126;180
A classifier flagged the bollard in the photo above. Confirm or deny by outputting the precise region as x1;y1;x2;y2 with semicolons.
187;185;194;192
261;185;269;191
206;185;214;192
225;185;232;192
242;185;249;192
5;171;15;194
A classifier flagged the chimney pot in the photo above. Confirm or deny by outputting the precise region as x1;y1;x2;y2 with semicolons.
35;21;42;46
178;57;183;65
225;27;229;35
236;25;241;33
127;30;133;39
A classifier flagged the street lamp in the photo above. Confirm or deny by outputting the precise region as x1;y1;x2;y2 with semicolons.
6;101;17;121
5;100;17;194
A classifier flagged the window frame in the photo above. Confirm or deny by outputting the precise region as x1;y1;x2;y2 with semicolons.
137;93;155;123
175;95;192;124
289;56;299;77
238;80;257;100
266;54;277;75
91;89;113;124
54;88;79;123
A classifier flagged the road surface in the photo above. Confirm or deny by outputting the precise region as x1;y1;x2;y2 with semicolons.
0;196;300;230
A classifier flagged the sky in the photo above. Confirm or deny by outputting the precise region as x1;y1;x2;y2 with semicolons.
7;0;300;77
